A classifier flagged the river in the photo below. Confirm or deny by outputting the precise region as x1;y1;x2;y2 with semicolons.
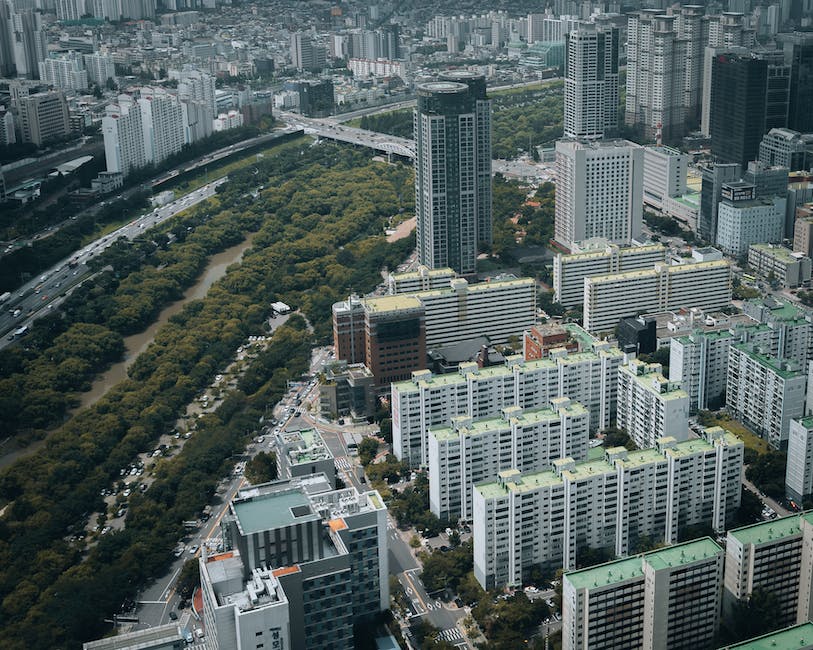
0;234;256;470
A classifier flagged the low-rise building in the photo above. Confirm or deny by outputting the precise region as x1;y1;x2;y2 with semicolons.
727;343;807;449
562;538;724;650
319;362;376;419
428;398;589;521
787;417;813;504
523;323;579;359
748;243;812;288
274;428;336;486
617;359;689;449
473;428;742;588
386;265;456;294
583;260;732;334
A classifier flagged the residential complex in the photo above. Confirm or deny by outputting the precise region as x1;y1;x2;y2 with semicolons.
719;623;813;650
201;475;388;650
562;538;724;650
583;260;732;334
787;417;813;504
563;22;618;140
727;343;807;449
724;512;813;628
393;341;623;467
553;242;667;308
553;138;643;252
428;397;589;521
616;359;689;449
473;428;743;588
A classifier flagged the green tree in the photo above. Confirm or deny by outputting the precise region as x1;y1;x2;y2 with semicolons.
176;558;200;599
719;588;782;644
245;452;278;484
358;437;379;466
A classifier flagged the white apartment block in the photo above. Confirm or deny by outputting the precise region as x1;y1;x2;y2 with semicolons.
102;97;146;176
83;53;115;87
553;242;667;308
642;145;688;211
617;359;689;449
727;343;807;449
787;417;813;503
428;398;589;521
386;265;457;295
348;58;406;79
748;244;812;289
563;538;724;650
393;344;623;467
38;55;88;92
584;260;732;334
419;277;535;349
724;512;813;629
473;428;742;589
553;138;643;252
563;22;619;140
138;89;184;166
716;196;787;257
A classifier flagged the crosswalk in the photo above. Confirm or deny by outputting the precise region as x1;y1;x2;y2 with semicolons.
437;627;463;642
335;457;353;472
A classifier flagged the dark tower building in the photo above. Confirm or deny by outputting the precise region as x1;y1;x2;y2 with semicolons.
779;31;813;133
414;78;492;275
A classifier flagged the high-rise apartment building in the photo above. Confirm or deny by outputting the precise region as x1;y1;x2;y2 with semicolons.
138;88;184;166
727;342;807;449
553;139;643;252
428;397;589;521
474;429;741;588
617;359;689;449
56;0;85;21
7;5;46;78
553;242;667;308
83;52;115;88
393;342;623;467
583;259;732;334
786;417;813;503
724;512;813;627
562;538;725;650
414;78;491;274
563;22;619;140
177;66;216;114
38;54;88;92
202;474;388;650
102;96;146;176
13;90;71;146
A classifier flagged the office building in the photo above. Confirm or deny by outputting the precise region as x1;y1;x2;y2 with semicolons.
779;31;813;134
13;91;71;146
553;139;643;252
716;189;786;257
699;162;743;243
710;51;791;168
318;362;376;420
414;78;491;274
563;22;619;140
642;146;688;211
283;79;334;118
554;242;666;309
38;54;88;92
787;418;813;503
474;429;741;588
393;343;623;467
562;538;724;650
748;244;812;288
428;398;589;521
727;343;807;449
290;33;326;72
274;428;335;486
724;512;813;628
203;475;388;650
760;128;813;171
583;260;732;334
102;97;146;177
617;359;689;449
795;205;813;257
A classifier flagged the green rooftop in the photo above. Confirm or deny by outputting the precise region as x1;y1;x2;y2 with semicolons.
621;361;688;401
799;416;813;429
232;489;317;533
559;458;613;481
728;513;802;547
731;343;803;379
749;244;804;264
615;448;666;470
718;622;813;650
663;430;741;459
565;556;644;591
643;537;721;571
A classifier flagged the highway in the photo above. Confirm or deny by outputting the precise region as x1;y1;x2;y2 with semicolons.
0;178;227;350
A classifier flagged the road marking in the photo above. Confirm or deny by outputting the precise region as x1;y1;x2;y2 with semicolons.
402;571;429;613
160;566;181;600
438;628;462;641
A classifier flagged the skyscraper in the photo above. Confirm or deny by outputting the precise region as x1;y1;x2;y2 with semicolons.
553;138;643;252
779;31;813;133
563;21;619;140
414;78;491;275
7;4;46;79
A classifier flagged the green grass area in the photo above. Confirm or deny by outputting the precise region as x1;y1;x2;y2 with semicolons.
489;79;563;97
706;413;771;455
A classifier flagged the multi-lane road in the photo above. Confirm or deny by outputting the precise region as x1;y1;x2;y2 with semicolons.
0;178;226;350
